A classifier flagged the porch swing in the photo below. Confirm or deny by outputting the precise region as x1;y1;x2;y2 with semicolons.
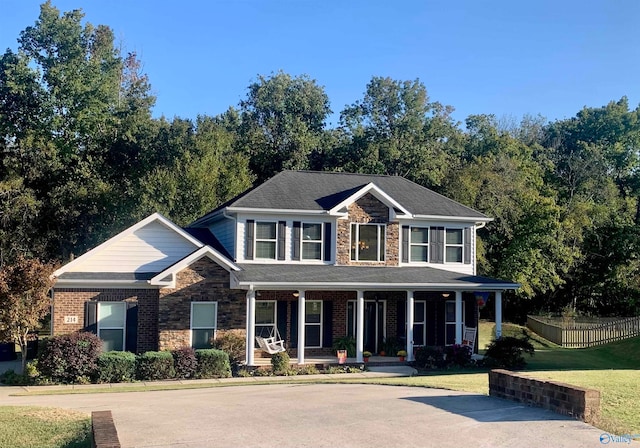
255;325;286;354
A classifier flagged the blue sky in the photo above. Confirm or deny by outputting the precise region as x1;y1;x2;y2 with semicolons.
2;1;639;127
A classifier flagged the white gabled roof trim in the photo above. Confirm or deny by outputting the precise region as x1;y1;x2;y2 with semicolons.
52;213;204;278
149;246;240;286
328;183;412;217
411;214;494;223
231;279;520;291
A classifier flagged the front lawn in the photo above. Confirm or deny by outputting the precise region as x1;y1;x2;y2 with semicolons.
0;406;90;448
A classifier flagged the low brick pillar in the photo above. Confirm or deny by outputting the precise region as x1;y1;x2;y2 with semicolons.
489;369;600;424
91;410;121;448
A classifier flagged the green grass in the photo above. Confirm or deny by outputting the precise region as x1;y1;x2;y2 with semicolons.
0;406;90;448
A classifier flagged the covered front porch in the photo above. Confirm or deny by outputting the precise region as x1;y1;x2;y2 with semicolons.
231;263;518;367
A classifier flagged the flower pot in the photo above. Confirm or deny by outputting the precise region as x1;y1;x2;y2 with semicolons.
399;356;405;362
363;357;369;362
379;351;386;356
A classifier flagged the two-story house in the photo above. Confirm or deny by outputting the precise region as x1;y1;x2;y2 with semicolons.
52;171;519;364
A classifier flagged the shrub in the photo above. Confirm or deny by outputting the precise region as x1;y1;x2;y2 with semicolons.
270;351;290;375
332;336;356;358
136;351;175;381
414;346;445;369
195;349;231;378
484;336;535;369
295;364;319;375
96;351;136;383
212;330;245;368
172;347;197;379
443;344;472;367
0;369;29;385
38;332;102;384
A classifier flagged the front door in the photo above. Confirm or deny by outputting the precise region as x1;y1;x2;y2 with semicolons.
348;300;386;353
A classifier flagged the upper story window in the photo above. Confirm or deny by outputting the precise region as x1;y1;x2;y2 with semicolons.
302;223;323;260
445;229;463;263
255;221;277;259
351;223;385;262
410;227;429;262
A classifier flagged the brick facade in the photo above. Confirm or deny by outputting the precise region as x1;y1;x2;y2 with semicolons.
52;288;159;353
158;257;246;351
336;193;400;266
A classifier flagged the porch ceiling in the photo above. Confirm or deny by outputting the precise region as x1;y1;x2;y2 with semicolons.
233;264;519;291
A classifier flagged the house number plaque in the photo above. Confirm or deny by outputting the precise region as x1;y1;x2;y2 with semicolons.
64;316;78;324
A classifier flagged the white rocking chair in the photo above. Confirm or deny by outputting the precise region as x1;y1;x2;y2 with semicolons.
462;326;477;353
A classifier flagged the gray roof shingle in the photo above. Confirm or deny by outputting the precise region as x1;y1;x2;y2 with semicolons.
192;171;487;225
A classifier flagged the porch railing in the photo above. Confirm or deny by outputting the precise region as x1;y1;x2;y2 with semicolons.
526;315;640;348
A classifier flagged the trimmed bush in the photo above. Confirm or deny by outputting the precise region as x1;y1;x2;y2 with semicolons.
212;329;245;367
271;351;290;375
443;344;472;367
484;336;535;369
195;349;231;378
38;332;102;384
172;347;197;379
414;346;445;369
96;351;136;383
136;351;175;381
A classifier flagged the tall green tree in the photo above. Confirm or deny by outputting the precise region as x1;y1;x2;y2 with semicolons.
334;77;461;188
238;71;331;182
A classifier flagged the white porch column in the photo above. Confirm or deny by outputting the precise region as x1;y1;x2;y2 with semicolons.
406;290;415;361
246;290;256;366
455;291;463;344
297;290;306;365
495;290;503;338
356;290;364;362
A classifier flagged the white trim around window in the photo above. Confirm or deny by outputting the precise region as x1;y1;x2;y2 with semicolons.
445;300;465;345
410;226;429;263
190;302;218;349
445;228;464;263
413;300;427;346
305;300;322;348
350;223;386;262
255;221;278;260
301;222;323;261
254;300;277;343
97;302;126;351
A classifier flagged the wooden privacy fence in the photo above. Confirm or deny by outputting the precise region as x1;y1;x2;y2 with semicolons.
527;315;640;348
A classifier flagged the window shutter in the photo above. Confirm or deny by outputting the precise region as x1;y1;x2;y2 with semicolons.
84;301;98;334
277;221;286;260
125;302;138;353
277;301;288;347
324;222;332;262
245;220;254;260
290;304;298;348
322;301;333;348
401;226;410;263
464;227;472;264
293;221;301;260
430;227;444;263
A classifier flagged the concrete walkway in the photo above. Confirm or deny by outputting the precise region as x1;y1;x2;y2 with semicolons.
0;370;625;448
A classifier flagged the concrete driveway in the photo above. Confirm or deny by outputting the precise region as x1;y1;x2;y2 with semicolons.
2;383;620;447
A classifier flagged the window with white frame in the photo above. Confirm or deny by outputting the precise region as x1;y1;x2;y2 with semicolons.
445;229;464;263
255;301;276;343
350;223;385;261
98;302;126;351
302;223;323;260
305;300;322;347
191;302;217;349
255;221;277;259
413;300;427;346
445;300;465;345
410;227;429;262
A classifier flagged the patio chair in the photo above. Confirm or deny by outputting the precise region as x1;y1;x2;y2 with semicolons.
462;326;477;353
255;336;286;354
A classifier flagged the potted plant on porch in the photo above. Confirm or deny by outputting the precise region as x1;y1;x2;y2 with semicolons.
363;351;372;362
397;350;407;362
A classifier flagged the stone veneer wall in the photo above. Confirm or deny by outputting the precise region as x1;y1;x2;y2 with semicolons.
336;193;399;266
489;369;601;424
157;257;246;351
52;288;159;353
